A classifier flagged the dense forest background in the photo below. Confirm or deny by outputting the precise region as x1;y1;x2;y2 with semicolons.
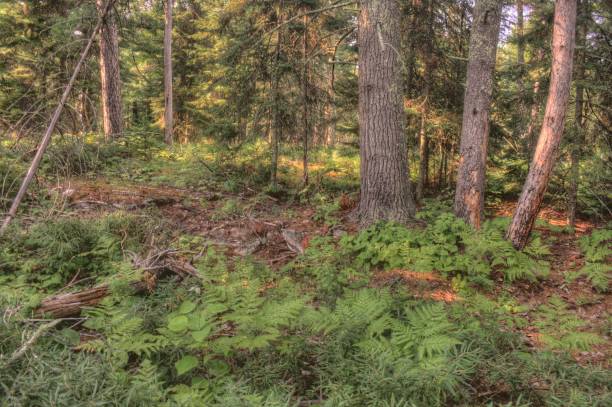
0;0;610;406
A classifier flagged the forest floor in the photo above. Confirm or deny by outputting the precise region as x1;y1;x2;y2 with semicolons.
2;139;610;406
53;175;611;366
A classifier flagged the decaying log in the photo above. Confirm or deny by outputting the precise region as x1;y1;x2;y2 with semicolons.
35;281;148;319
35;258;199;319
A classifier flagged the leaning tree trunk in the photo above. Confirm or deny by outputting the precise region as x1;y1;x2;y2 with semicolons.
97;0;123;140
453;0;503;229
358;0;416;225
567;0;588;228
163;0;174;144
507;0;577;249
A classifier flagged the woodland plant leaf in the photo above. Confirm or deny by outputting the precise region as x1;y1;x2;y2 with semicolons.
175;355;199;375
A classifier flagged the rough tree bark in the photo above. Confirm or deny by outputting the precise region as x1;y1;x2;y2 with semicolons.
453;0;503;229
567;0;588;228
358;0;416;225
164;0;174;144
97;0;123;140
507;0;577;249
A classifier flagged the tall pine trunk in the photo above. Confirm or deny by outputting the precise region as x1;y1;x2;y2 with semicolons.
507;0;577;249
358;0;416;225
163;0;174;144
97;0;123;140
453;0;503;229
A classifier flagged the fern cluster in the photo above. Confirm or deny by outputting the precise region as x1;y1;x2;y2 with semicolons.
567;227;611;292
342;215;550;287
534;296;604;351
301;289;476;406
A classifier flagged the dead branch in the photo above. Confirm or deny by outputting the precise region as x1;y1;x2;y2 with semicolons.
2;319;62;366
35;250;199;319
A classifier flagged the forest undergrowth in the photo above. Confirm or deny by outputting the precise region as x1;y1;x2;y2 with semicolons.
0;135;610;406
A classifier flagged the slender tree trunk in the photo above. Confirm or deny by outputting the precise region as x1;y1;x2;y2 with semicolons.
163;0;174;144
97;0;123;140
302;14;309;186
520;48;545;158
328;28;354;147
507;0;577;249
78;90;90;133
523;78;541;154
453;0;503;229
358;0;416;225
270;0;283;187
416;109;429;200
515;0;527;140
567;0;587;228
416;0;435;201
516;0;525;99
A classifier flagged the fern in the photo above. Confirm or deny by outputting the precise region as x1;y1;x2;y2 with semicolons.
391;303;461;361
534;296;604;351
570;228;612;292
126;359;167;404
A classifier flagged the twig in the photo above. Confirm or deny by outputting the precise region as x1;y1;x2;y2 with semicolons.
3;319;62;366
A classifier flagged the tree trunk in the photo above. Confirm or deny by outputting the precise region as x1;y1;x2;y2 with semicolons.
507;0;577;249
523;77;541;154
417;109;429;200
516;0;525;99
520;48;545;158
302;14;309;186
358;0;416;225
270;0;283;188
567;0;587;228
453;0;503;229
416;0;435;202
97;0;123;140
163;0;174;144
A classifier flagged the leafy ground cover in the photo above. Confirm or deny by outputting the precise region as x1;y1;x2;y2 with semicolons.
0;136;610;406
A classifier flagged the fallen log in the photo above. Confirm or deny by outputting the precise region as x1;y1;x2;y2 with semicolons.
35;281;148;319
35;258;199;319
